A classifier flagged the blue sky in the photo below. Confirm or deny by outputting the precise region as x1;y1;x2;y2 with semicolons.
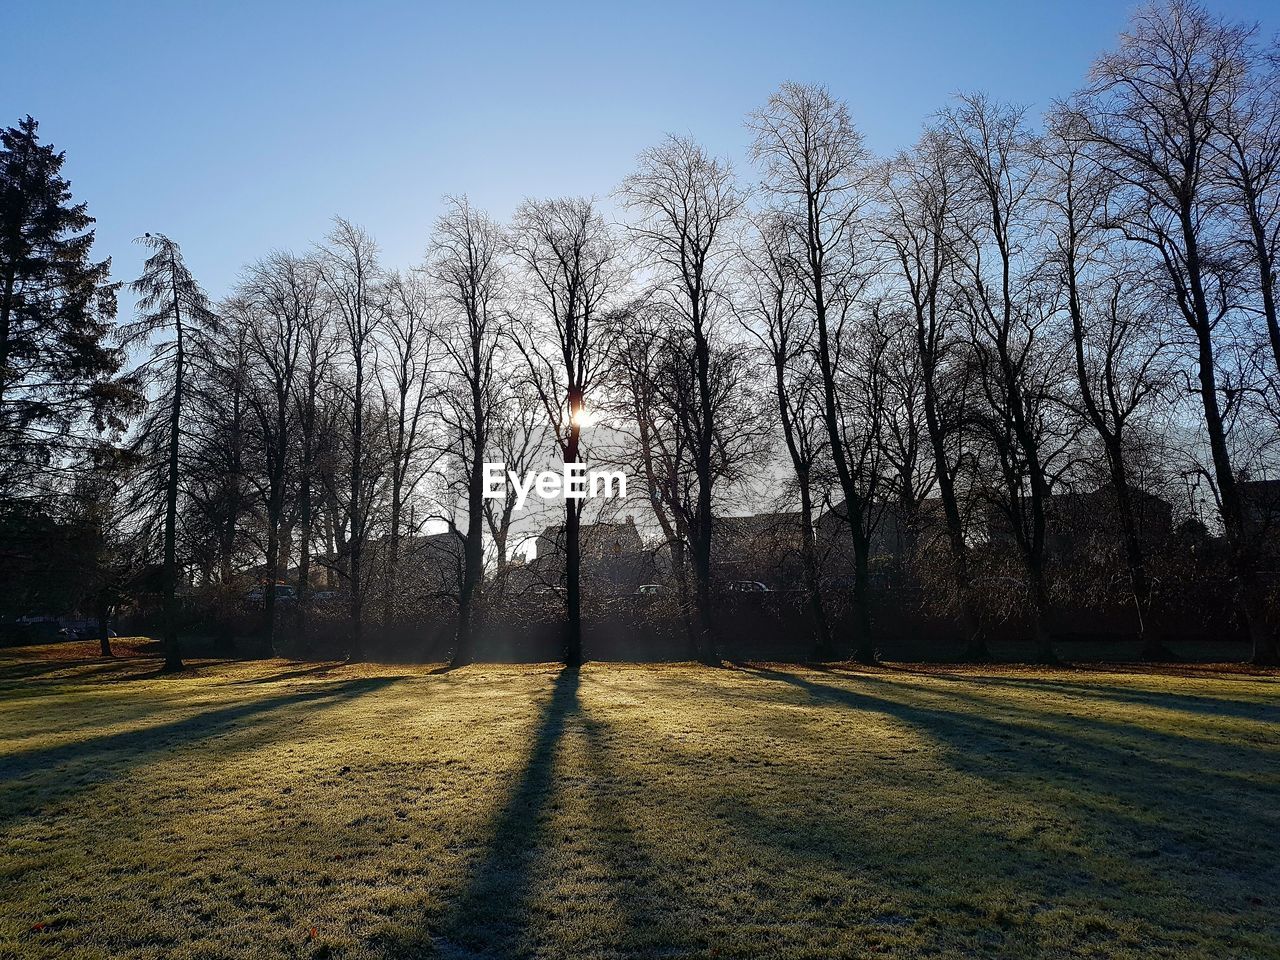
4;0;1277;298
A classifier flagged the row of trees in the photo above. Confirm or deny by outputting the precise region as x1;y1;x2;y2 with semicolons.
2;1;1277;667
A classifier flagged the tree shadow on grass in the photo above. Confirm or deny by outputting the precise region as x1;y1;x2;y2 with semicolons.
733;666;1280;923
410;666;581;958
377;668;704;959
0;677;398;830
0;656;179;685
576;703;706;957
231;661;349;684
842;668;1279;782
872;667;1278;721
746;665;1268;800
105;658;245;682
798;664;1277;783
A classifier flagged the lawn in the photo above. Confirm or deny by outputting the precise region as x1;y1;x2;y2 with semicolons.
0;643;1277;959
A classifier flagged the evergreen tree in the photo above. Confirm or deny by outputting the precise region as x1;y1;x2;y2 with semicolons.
0;116;127;497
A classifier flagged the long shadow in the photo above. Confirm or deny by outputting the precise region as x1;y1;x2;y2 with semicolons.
889;670;1279;721
107;659;231;682
735;667;1280;904
423;666;581;957
753;664;1276;782
577;703;705;956
0;677;397;830
844;669;1279;775
232;662;349;684
864;662;1278;718
0;656;162;685
782;666;1262;795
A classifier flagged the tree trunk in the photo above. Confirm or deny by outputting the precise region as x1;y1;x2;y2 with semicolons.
799;482;834;661
1181;215;1278;665
453;408;485;668
1241;176;1280;378
565;500;583;666
96;597;112;658
454;517;482;669
769;344;833;661
161;314;184;673
1006;370;1054;664
263;509;280;653
1194;328;1277;664
848;520;875;664
1022;502;1056;664
922;371;986;660
1028;558;1056;664
296;469;313;650
670;537;697;661
1108;455;1169;660
692;307;718;665
811;279;875;664
564;410;584;666
348;363;365;662
690;518;715;664
454;592;474;668
384;474;402;630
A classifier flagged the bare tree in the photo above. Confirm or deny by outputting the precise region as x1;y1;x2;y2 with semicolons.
378;269;438;627
429;197;508;667
183;323;250;590
231;252;314;646
1074;0;1277;664
290;267;337;639
620;136;744;663
874;303;937;571
1044;111;1176;658
749;82;880;663
317;219;382;660
605;298;693;609
508;197;623;664
943;95;1067;663
739;211;835;658
878;130;988;656
1219;39;1280;381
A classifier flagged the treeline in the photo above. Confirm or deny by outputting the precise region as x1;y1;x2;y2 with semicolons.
1;1;1277;667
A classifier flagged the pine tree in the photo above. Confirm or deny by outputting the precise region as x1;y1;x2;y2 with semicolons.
0;115;127;497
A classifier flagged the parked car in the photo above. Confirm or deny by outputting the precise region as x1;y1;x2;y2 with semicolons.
725;580;770;593
635;583;664;595
59;619;117;641
243;584;297;605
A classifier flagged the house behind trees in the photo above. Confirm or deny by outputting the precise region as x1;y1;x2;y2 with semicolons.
365;532;466;616
711;513;808;589
511;517;651;595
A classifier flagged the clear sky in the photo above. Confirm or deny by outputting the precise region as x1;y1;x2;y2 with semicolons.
4;0;1277;299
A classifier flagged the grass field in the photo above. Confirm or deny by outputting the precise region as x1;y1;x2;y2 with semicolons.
0;642;1277;959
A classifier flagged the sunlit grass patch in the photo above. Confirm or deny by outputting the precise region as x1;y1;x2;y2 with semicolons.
0;649;1276;959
